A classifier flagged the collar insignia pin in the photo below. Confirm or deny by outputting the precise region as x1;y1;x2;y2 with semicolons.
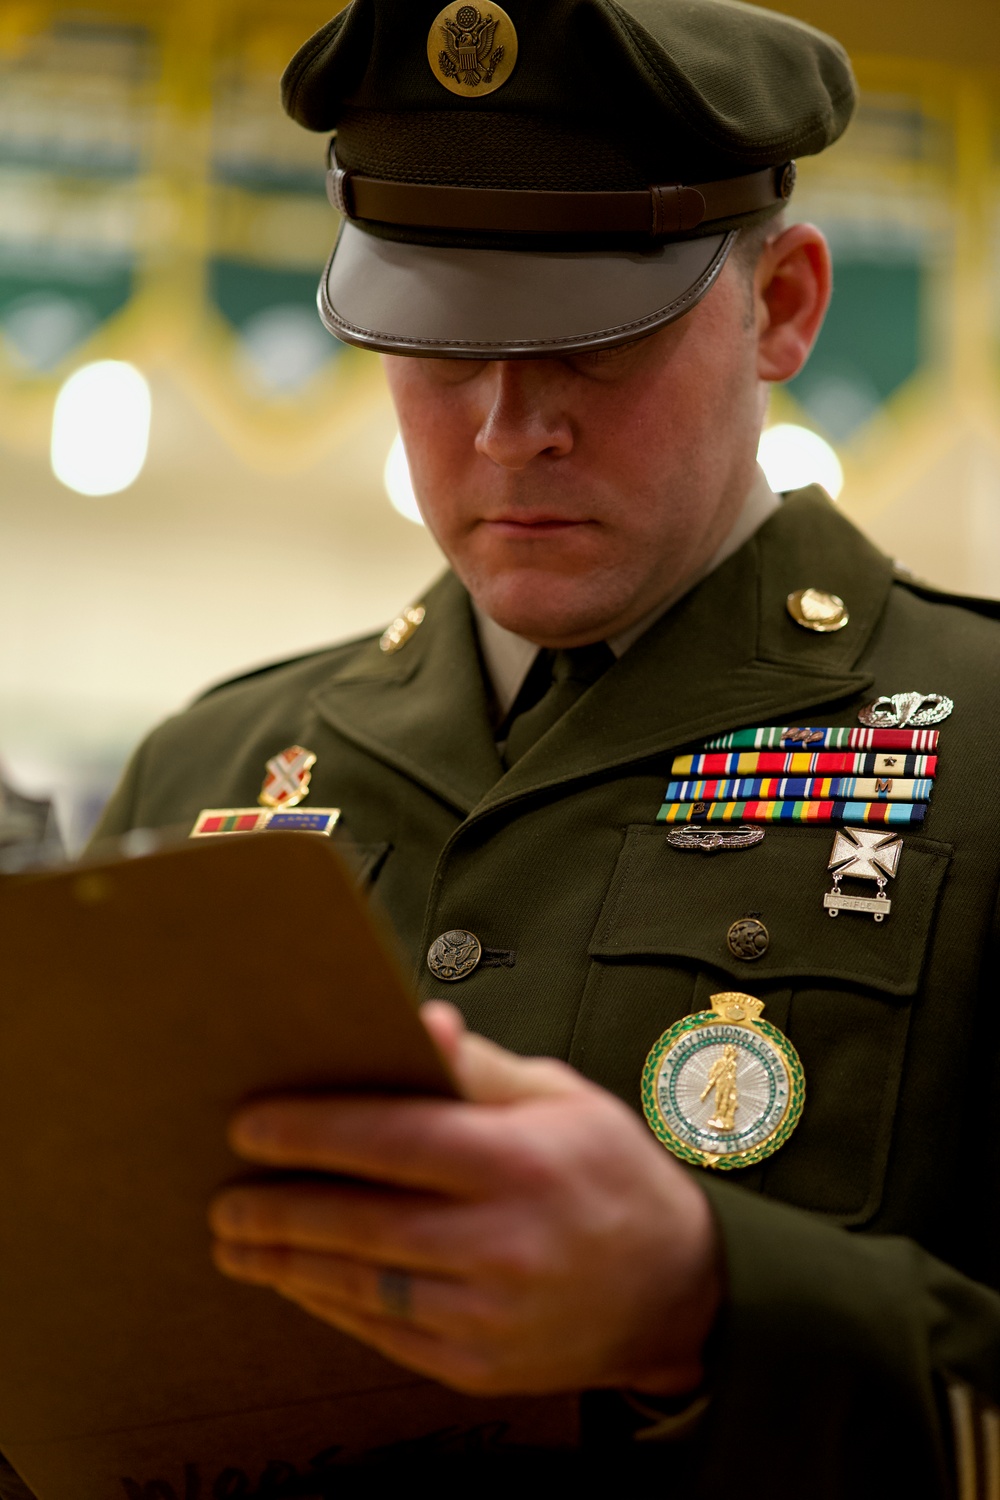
858;692;953;729
642;992;805;1170
380;604;426;655
259;745;316;810
786;588;849;633
824;827;903;922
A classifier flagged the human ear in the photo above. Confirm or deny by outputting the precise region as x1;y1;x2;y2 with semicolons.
754;223;833;384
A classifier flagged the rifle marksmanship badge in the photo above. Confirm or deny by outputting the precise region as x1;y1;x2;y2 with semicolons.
642;992;805;1170
190;746;340;839
428;4;518;97
823;827;903;922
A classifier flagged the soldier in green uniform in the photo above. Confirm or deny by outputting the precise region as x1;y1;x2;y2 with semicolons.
77;0;1000;1495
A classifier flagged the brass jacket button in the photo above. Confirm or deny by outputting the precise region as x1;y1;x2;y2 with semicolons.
727;917;770;961
427;929;483;982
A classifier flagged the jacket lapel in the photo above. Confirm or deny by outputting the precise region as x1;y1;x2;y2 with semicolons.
310;572;503;814
479;491;890;809
310;492;892;817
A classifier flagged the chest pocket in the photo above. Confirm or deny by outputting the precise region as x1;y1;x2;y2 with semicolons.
570;823;952;1226
333;837;392;889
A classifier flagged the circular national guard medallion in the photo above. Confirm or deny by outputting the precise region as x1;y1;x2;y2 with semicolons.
427;4;519;98
641;992;805;1170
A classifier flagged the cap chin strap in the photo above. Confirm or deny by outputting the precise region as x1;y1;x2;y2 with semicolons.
326;147;795;240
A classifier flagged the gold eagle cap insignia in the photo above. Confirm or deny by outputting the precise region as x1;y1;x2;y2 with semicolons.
427;4;518;97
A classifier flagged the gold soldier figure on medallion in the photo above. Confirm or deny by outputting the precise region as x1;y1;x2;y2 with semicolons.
702;1046;740;1134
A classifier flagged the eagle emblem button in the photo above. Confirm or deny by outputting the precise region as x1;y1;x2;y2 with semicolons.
428;4;519;97
427;929;483;982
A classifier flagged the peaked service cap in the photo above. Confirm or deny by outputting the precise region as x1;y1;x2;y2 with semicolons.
282;0;856;358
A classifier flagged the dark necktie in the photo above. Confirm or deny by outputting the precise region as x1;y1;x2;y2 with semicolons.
501;642;615;768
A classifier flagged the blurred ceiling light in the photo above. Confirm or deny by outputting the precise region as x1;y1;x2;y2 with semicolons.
51;360;151;497
384;433;424;525
757;423;844;500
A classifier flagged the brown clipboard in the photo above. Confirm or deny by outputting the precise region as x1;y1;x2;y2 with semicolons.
0;834;575;1498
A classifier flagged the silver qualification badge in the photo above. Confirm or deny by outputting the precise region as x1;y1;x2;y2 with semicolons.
824;827;903;922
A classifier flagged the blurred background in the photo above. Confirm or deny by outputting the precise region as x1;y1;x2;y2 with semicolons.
0;0;998;849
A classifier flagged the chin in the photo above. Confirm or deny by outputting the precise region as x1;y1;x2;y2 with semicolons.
467;569;627;646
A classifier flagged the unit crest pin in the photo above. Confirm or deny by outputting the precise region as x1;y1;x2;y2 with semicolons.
259;745;316;810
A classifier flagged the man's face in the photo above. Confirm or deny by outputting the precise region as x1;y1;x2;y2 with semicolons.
383;255;765;648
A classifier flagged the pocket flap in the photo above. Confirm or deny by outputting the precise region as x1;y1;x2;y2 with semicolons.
590;825;951;997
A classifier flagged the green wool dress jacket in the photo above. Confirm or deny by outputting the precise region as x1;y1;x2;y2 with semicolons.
89;490;1000;1498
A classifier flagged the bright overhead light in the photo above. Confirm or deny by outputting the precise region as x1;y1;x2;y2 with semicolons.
383;432;424;525
757;423;844;500
51;360;151;497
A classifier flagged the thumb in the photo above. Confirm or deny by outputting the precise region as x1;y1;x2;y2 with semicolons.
421;1001;581;1105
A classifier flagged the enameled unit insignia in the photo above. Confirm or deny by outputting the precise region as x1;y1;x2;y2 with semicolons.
428;5;518;97
259;746;316;809
642;993;805;1170
858;692;953;729
824;826;903;921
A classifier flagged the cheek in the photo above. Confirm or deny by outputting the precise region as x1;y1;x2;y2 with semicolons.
387;385;472;532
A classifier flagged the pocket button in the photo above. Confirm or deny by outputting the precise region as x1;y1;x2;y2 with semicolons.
726;917;770;961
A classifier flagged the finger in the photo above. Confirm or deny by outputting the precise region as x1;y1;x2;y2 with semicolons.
446;1028;581;1106
209;1180;478;1273
228;1075;578;1191
212;1240;498;1343
228;1095;492;1191
277;1290;498;1394
419;1000;466;1069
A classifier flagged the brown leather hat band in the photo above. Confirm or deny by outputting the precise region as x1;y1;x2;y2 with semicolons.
326;153;794;238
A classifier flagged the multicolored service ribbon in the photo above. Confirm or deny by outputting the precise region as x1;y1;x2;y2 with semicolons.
656;800;928;827
704;726;941;752
671;751;937;778
663;776;934;804
191;807;341;838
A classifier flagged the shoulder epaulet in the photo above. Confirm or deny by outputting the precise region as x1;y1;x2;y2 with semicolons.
892;564;1000;621
194;633;379;703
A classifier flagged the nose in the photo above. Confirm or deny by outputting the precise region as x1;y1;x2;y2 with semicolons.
474;361;574;470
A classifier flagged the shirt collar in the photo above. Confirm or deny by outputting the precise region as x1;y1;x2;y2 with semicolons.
473;466;781;719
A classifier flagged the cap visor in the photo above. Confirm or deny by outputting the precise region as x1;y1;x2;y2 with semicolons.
320;221;735;358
